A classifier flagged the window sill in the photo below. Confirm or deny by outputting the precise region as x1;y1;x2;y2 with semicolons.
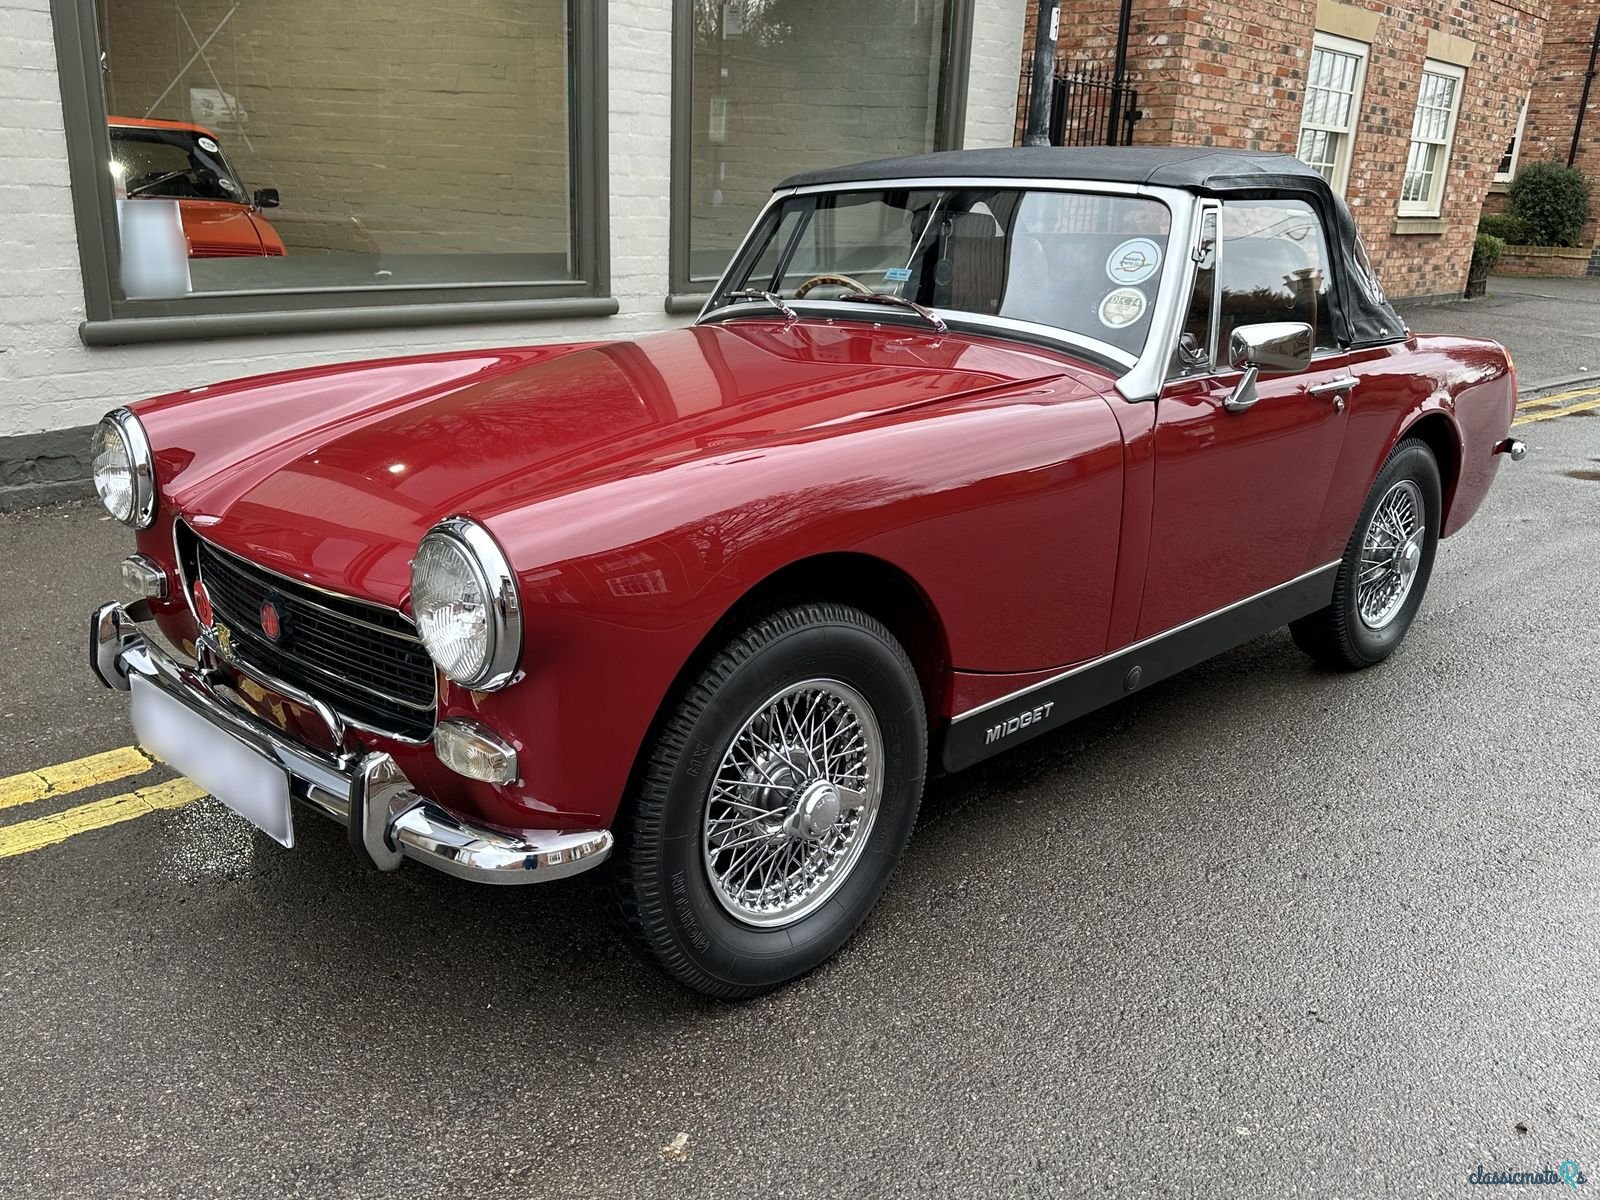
79;295;620;347
665;293;712;315
1392;216;1448;236
1488;180;1511;194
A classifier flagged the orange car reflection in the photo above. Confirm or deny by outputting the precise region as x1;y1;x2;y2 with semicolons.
109;116;285;259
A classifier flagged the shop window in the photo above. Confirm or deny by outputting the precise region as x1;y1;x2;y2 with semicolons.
669;0;974;299
54;0;609;339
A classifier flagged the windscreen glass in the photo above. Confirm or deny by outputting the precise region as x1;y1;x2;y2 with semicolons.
722;188;1173;357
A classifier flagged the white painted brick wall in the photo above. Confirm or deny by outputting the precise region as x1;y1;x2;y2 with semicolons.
963;0;1026;149
0;0;1021;441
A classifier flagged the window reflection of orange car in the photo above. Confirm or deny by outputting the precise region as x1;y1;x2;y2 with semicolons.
109;117;285;259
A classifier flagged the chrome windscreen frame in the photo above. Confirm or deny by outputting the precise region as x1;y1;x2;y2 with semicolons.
696;176;1202;403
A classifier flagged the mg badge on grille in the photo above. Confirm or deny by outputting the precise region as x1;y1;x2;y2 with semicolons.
260;598;283;643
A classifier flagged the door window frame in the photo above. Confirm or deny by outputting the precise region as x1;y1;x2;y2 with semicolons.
1167;198;1343;380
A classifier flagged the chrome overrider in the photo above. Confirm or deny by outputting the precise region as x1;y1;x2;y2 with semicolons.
88;600;612;884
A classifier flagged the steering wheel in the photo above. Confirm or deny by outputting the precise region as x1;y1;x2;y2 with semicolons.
793;273;875;300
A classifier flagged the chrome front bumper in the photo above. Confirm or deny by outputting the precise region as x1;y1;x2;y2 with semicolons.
89;601;612;885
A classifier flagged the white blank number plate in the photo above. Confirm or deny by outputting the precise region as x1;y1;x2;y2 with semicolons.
129;673;295;847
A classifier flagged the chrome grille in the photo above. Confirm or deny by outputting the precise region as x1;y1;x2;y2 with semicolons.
186;530;436;741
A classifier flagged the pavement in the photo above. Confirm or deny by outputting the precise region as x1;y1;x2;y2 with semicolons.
1;376;1598;1198
1399;274;1600;391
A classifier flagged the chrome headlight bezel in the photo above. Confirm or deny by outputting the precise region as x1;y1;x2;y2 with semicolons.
410;517;522;692
92;408;156;528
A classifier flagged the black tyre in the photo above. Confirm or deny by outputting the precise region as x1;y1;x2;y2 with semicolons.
1290;437;1442;669
605;603;927;998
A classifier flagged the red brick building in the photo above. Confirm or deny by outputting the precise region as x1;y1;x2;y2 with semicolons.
1481;1;1600;275
1019;0;1548;299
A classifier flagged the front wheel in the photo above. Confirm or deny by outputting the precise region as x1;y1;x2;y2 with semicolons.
1291;437;1442;669
605;603;927;998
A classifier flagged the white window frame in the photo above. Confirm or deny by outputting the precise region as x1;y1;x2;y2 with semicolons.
1296;32;1370;196
1399;59;1467;218
1495;96;1529;184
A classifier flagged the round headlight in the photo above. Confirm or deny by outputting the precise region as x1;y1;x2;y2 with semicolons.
411;518;521;691
91;409;155;527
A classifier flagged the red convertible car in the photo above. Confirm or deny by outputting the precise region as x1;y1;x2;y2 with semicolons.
88;148;1524;996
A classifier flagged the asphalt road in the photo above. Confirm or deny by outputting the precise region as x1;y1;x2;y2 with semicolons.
1;407;1596;1199
1402;275;1600;390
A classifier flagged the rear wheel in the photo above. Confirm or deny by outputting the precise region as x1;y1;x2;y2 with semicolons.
605;603;926;998
1291;438;1442;669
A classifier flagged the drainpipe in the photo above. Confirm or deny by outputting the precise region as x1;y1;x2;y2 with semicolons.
1106;0;1135;144
1022;0;1060;147
1568;9;1600;168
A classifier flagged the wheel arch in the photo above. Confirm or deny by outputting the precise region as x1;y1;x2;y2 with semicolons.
620;553;953;811
1395;408;1462;525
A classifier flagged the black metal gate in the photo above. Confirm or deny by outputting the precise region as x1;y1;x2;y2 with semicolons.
1048;59;1139;147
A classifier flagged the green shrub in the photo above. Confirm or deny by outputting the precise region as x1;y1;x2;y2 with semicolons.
1471;232;1505;275
1477;212;1530;245
1507;163;1591;247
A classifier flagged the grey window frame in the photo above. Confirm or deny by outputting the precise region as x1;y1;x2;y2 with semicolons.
51;0;614;346
664;0;975;312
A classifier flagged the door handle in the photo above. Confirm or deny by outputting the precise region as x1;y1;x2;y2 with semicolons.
1307;376;1358;397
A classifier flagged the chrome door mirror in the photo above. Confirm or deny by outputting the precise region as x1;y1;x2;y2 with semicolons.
1222;321;1314;412
1228;322;1314;373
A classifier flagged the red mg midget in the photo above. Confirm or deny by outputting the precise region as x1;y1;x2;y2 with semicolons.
87;148;1525;997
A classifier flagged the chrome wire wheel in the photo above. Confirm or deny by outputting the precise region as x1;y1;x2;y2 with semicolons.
1357;478;1426;630
702;678;884;928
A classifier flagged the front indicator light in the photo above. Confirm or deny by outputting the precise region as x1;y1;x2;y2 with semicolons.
434;719;518;784
120;554;169;601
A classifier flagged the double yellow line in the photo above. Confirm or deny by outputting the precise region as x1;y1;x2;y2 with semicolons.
0;746;204;859
1514;381;1600;426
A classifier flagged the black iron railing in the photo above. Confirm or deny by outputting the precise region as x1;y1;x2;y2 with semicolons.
1020;59;1140;148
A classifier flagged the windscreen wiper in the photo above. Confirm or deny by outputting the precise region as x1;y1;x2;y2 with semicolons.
725;288;798;323
837;290;948;334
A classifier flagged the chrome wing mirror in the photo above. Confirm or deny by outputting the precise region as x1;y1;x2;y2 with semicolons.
1223;321;1314;413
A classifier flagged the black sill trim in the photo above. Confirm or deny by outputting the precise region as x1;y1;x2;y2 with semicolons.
940;563;1340;772
79;296;620;347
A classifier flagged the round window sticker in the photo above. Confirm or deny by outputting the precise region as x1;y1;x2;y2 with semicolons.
1098;287;1148;330
197;136;220;153
1106;237;1162;286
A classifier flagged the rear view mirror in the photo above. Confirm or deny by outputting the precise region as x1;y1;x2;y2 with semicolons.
253;187;281;210
1228;322;1313;374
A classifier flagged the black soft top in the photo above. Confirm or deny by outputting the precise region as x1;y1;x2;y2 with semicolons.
778;147;1407;350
